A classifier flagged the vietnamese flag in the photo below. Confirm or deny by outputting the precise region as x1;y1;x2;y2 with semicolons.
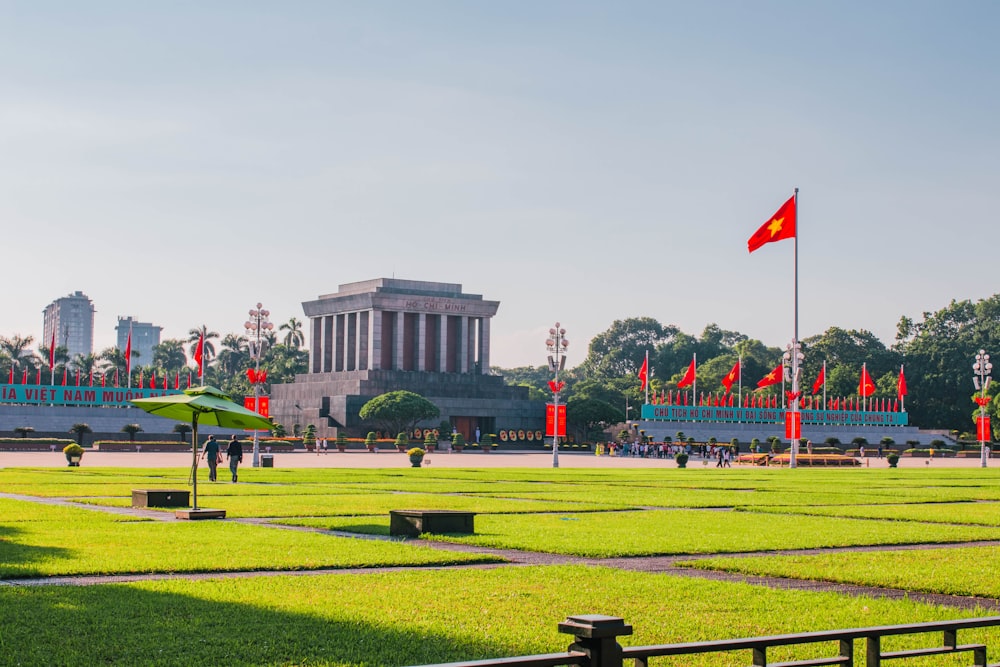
174;371;180;390
757;364;782;388
22;368;28;384
677;357;696;389
721;360;740;394
194;332;205;377
48;330;56;372
124;328;132;377
61;367;67;386
897;366;907;398
35;368;41;385
859;364;876;398
748;195;796;253
637;355;648;392
811;364;825;394
150;370;156;389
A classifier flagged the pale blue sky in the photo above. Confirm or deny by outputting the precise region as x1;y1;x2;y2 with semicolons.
2;1;997;369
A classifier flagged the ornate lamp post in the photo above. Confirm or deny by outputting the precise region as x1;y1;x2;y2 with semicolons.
245;303;273;468
546;322;569;469
973;349;992;468
783;339;804;469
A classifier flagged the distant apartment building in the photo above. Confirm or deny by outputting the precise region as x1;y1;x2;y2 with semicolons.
42;291;95;361
116;317;162;367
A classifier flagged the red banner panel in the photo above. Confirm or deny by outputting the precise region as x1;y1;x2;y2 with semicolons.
545;404;567;437
978;415;991;442
243;396;270;418
784;411;801;440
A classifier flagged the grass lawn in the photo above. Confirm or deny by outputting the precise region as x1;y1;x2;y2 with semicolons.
2;566;998;666
681;545;1000;598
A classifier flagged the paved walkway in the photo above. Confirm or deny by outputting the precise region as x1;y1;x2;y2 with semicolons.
2;450;991;469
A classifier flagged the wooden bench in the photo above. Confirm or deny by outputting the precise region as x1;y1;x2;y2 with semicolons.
389;510;475;536
132;489;190;508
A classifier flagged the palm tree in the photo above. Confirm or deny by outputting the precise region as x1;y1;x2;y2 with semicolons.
279;317;305;349
121;424;143;442
69;423;93;445
188;325;219;367
99;346;131;384
1;335;34;372
153;339;189;374
215;334;250;380
71;353;100;376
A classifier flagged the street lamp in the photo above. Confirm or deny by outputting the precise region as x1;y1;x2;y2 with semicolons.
973;349;992;468
545;322;569;469
245;303;273;468
783;339;804;469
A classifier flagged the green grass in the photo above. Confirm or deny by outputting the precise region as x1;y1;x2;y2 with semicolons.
681;545;1000;598
744;501;1000;525
1;566;997;666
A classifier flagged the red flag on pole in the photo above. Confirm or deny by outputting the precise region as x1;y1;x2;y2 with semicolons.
7;367;12;384
748;195;797;253
61;367;67;386
757;364;782;388
124;328;132;379
637;355;648;392
35;368;41;385
22;368;28;384
101;372;106;387
174;371;180;390
114;368;119;387
49;330;56;372
75;368;80;386
859;364;876;398
150;370;156;389
677;357;696;389
897;366;907;398
721;360;740;394
194;332;205;377
187;372;192;388
88;368;93;386
811;365;825;394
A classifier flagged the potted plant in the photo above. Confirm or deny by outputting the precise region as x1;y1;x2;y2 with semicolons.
63;443;84;467
886;452;900;468
489;434;499;451
451;432;465;452
335;431;348;453
480;433;493;453
365;431;378;452
394;432;409;452
407;447;425;467
423;430;436;452
675;451;689;468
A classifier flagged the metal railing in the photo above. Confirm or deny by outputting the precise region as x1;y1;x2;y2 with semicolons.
411;614;1000;667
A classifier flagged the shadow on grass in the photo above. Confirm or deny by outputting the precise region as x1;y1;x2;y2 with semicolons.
0;582;523;666
0;526;73;575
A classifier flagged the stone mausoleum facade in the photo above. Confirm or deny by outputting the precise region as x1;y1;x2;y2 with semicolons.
269;279;545;440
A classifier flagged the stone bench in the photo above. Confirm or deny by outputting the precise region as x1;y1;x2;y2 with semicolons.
389;510;475;536
132;489;190;508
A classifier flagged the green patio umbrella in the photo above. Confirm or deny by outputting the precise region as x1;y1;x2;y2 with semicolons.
130;385;273;511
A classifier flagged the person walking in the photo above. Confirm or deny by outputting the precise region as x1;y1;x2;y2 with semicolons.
200;435;220;482
226;435;243;483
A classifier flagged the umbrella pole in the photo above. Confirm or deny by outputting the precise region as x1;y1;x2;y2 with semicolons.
191;415;199;510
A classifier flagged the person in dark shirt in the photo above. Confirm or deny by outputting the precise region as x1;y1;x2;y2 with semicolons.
226;435;243;483
200;435;220;482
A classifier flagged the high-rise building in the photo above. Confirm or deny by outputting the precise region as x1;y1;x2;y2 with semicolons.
42;291;95;362
116;317;162;367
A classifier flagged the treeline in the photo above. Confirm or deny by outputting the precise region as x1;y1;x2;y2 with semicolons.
496;295;1000;437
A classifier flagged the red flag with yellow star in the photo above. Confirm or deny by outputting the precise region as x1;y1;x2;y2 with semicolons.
858;364;876;398
721;360;740;393
756;364;782;388
748;195;796;253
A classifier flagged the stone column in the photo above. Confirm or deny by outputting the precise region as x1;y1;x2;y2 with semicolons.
459;316;470;373
417;313;427;371
310;317;322;373
478;317;490;374
358;311;369;371
323;315;334;372
438;315;449;372
346;312;357;371
368;310;381;370
393;312;405;371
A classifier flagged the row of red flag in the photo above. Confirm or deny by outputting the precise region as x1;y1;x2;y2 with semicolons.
3;366;199;389
641;356;908;399
649;389;902;412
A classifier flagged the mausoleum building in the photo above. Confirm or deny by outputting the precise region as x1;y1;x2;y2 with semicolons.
269;279;544;440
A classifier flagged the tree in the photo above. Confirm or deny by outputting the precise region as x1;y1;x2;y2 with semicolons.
566;397;625;442
69;423;92;445
173;423;192;442
13;426;34;438
581;318;676;379
99;346;132;382
359;391;440;436
121;424;143;442
0;335;34;366
279;317;305;349
153;339;189;374
188;325;220;368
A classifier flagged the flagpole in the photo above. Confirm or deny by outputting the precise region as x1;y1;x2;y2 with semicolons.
789;187;801;469
738;355;742;423
692;353;697;419
900;364;905;412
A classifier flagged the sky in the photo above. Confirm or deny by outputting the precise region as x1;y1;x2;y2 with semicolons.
2;1;998;370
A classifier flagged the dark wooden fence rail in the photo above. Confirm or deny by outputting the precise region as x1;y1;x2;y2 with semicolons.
411;614;1000;667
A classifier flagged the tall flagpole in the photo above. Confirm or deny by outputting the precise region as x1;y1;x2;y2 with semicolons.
900;364;905;412
692;352;697;412
737;355;742;423
789;187;801;469
822;360;827;413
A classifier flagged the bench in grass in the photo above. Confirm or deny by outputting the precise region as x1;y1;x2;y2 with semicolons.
132;489;190;508
389;510;475;537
